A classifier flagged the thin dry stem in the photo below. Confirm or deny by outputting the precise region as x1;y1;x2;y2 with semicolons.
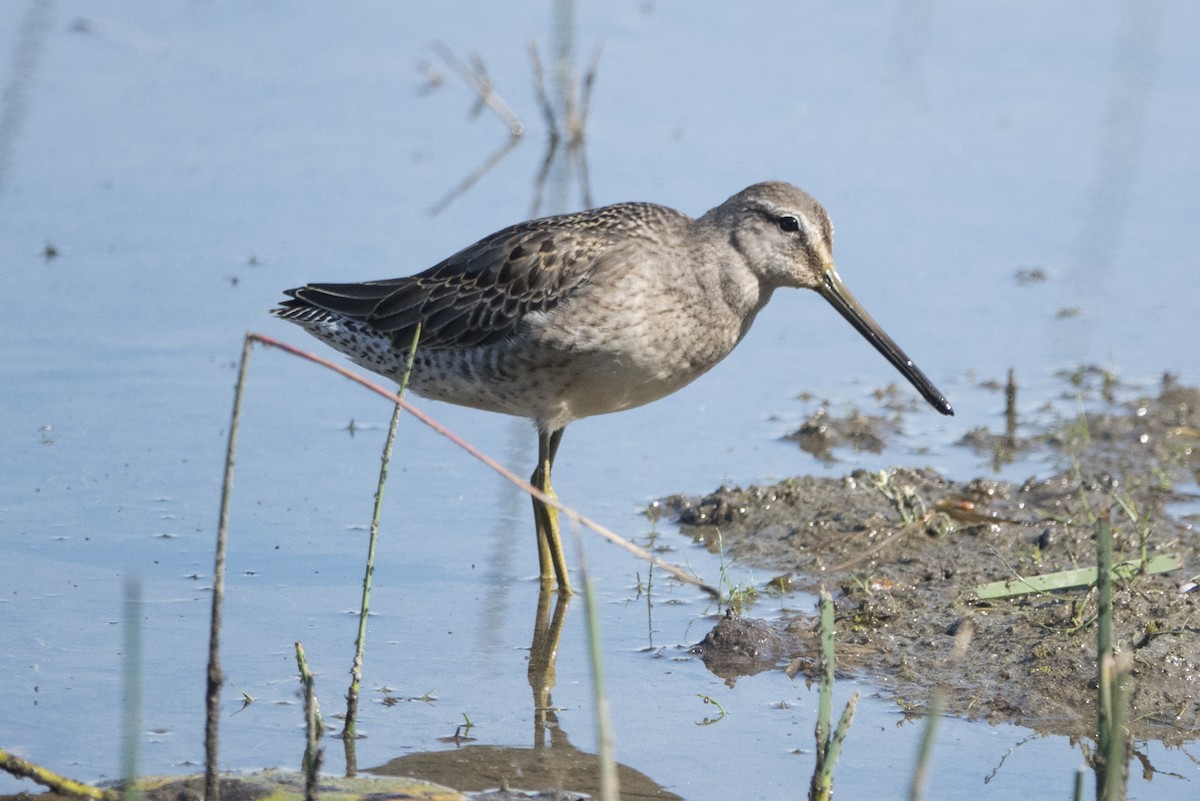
248;332;717;597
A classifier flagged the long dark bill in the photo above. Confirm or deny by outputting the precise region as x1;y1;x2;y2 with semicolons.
818;269;954;416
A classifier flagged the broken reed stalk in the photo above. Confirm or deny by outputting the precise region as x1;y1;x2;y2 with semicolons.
1095;506;1113;796
1004;367;1018;445
813;591;834;782
0;749;117;801
121;577;143;801
810;589;859;801
246;332;716;597
1094;507;1130;800
205;333;254;801
295;642;325;801
825;694;859;789
344;324;421;752
574;529;619;801
1098;653;1131;801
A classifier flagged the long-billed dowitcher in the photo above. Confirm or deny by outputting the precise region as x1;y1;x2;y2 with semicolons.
273;182;953;594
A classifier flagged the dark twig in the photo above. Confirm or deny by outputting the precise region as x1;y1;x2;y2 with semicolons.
205;334;253;801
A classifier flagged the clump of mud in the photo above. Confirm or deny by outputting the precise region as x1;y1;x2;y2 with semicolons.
659;373;1200;743
691;609;810;683
784;406;896;463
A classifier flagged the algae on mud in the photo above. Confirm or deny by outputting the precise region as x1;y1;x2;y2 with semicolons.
662;374;1200;744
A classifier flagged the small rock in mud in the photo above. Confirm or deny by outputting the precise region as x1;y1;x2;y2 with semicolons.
691;610;810;683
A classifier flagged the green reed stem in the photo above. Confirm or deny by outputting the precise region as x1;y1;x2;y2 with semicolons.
810;589;858;801
344;324;421;750
907;687;944;801
295;641;324;801
1094;507;1130;800
575;530;619;801
814;590;834;768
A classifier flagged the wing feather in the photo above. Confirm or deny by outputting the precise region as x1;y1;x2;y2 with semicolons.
272;202;689;350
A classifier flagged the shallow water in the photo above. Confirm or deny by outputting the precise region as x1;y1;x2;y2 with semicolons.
2;2;1198;799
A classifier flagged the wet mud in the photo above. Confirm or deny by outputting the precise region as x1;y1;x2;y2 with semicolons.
662;372;1200;743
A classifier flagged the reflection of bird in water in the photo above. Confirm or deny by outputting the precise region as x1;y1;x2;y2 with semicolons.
274;182;953;594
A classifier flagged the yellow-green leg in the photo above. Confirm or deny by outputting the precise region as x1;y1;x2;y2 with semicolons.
531;427;572;595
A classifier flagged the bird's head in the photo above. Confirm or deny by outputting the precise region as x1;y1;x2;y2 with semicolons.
705;181;954;416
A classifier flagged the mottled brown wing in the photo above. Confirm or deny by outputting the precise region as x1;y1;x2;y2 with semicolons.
273;211;635;350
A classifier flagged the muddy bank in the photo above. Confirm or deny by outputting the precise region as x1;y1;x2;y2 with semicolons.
662;373;1200;743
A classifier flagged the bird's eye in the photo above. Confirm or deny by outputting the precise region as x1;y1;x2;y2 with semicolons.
777;215;800;233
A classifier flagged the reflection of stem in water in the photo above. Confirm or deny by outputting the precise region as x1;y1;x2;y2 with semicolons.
1004;368;1018;445
987;367;1019;472
432;43;524;135
529;39;602;217
694;694;727;726
643;529;655;649
0;0;55;198
422;32;601;218
426;44;525;216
